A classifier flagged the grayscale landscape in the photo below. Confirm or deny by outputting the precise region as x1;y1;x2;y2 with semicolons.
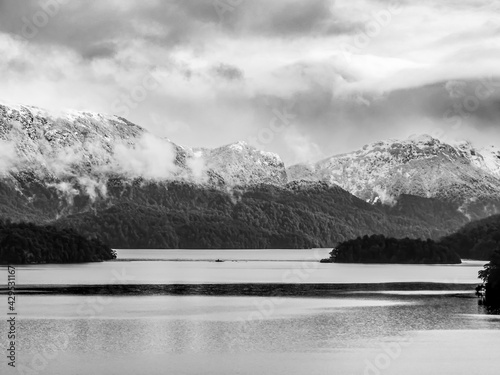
0;1;500;374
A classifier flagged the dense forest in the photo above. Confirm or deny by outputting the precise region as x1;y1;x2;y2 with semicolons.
0;176;498;263
328;234;462;264
53;181;470;249
325;215;500;264
0;179;464;249
440;214;500;260
0;220;116;264
0;176;493;252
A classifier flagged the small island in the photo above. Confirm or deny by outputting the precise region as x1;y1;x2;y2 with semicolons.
324;235;461;264
0;220;116;264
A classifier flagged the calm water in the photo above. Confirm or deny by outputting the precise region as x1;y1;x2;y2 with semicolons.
1;250;498;375
10;249;485;285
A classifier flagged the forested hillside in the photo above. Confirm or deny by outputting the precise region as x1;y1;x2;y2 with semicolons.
51;181;468;249
0;174;473;249
329;235;461;264
440;215;500;260
326;215;500;264
0;220;116;264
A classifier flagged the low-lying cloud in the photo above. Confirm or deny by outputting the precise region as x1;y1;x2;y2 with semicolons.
113;133;178;180
0;140;17;174
0;0;499;164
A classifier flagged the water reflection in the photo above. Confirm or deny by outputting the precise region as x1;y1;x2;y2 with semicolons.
4;293;499;375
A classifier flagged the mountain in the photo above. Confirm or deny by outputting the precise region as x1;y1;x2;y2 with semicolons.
196;141;287;186
51;181;469;248
288;134;500;220
0;101;494;248
0;102;287;189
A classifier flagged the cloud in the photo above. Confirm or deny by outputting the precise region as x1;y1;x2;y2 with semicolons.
242;0;360;37
283;126;324;164
113;133;178;179
47;181;80;205
186;153;207;180
77;176;108;202
0;0;499;165
211;63;244;81
0;140;17;174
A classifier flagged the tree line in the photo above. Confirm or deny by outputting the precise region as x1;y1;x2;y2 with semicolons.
50;181;469;249
0;220;116;264
327;234;462;264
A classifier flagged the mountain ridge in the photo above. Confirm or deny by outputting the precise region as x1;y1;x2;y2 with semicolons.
0;101;498;248
0;102;288;189
288;134;500;220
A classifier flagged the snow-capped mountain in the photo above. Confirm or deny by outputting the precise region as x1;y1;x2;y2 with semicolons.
0;102;287;189
2;101;500;221
196;141;287;186
0;102;143;175
0;102;494;243
288;134;500;218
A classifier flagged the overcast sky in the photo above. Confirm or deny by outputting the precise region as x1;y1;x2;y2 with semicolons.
0;0;499;165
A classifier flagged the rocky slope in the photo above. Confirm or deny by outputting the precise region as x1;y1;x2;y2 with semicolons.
288;135;500;219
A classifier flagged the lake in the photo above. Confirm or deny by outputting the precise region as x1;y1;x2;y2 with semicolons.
1;249;498;375
11;249;486;285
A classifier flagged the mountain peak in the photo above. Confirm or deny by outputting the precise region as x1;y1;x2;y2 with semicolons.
0;102;288;188
288;134;500;217
227;140;250;152
407;134;438;144
201;141;287;185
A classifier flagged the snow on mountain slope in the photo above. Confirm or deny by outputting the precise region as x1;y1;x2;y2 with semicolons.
459;142;500;178
0;102;287;189
197;141;287;186
1;101;498;220
288;135;500;217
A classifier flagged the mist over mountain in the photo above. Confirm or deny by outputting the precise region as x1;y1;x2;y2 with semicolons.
0;101;498;248
0;102;287;189
288;134;500;220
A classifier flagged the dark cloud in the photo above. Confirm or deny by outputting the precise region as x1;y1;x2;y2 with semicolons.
251;0;354;36
211;63;244;81
0;0;499;164
0;1;201;56
80;42;118;60
252;78;500;159
6;58;32;74
0;0;360;60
